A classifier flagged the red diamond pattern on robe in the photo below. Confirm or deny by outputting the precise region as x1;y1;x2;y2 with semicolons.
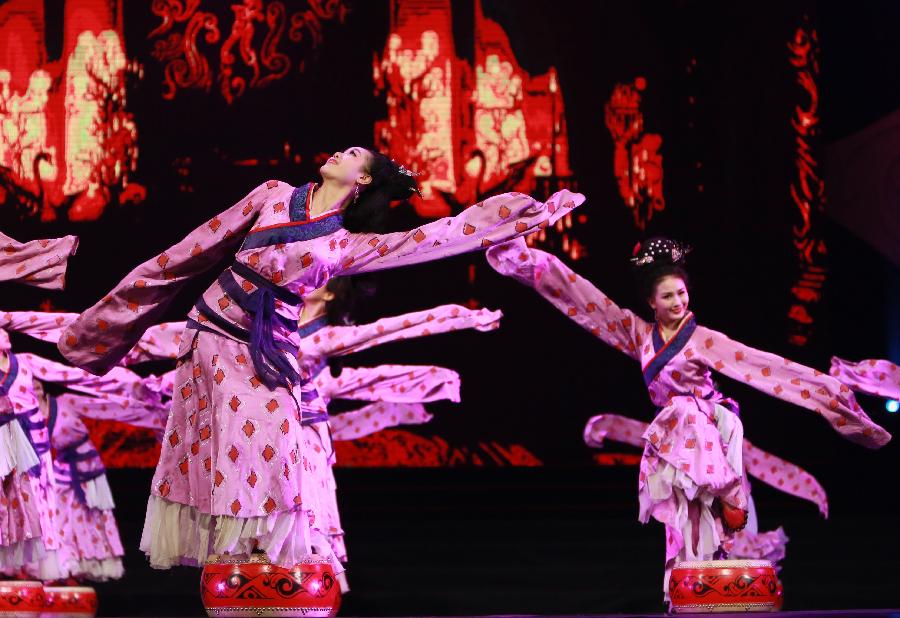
263;497;276;514
266;399;279;413
230;499;241;515
247;470;257;488
168;431;180;447
242;420;255;438
261;445;275;462
228;445;239;462
230;396;242;411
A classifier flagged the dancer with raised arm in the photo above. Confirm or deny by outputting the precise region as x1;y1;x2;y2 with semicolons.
58;147;581;584
486;236;889;602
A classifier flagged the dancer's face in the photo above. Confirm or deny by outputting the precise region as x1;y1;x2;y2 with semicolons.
319;146;374;188
649;275;689;325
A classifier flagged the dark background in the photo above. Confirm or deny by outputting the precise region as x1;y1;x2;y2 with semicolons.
2;0;899;613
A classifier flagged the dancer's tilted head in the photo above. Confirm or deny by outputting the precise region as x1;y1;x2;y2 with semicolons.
631;237;692;326
320;146;421;233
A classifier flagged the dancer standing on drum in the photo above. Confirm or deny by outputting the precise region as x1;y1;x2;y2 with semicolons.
58;147;583;584
485;236;889;602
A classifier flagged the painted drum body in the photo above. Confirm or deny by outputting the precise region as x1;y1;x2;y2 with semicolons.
669;559;783;613
0;581;46;617
201;555;341;617
41;586;98;618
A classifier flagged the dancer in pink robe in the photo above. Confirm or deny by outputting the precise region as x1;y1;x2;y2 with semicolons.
287;282;497;577
829;357;900;402
33;367;171;582
486;237;888;601
1;233;78;574
584;413;828;565
58;147;579;579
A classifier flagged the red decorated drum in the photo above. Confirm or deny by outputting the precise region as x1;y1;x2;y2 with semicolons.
200;555;341;617
669;559;783;613
41;586;98;617
0;580;46;617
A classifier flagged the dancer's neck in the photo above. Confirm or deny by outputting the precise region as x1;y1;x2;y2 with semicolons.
299;303;327;326
309;180;353;218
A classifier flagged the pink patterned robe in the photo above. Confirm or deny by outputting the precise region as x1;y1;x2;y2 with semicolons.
486;238;889;597
43;367;170;582
584;413;829;565
0;231;79;290
57;180;576;576
830;357;900;401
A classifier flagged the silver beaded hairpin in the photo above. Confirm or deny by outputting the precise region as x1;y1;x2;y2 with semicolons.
630;240;691;266
392;160;424;196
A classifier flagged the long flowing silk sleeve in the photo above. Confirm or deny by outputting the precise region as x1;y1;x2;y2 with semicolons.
0;230;79;289
487;238;649;360
742;439;828;517
304;305;501;359
693;326;891;448
829;357;900;401
56;391;168;439
0;311;79;343
58;182;279;375
338;190;584;274
122;322;187;365
22;353;162;406
330;402;433;441
314;365;460;403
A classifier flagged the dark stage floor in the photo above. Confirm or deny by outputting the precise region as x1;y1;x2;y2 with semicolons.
94;466;900;617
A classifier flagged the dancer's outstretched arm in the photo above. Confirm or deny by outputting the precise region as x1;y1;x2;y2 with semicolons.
304;304;500;359
692;327;891;448
487;238;649;360
339;190;583;274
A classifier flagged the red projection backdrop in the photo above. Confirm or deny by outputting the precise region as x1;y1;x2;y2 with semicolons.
373;0;584;261
786;19;828;347
0;0;140;223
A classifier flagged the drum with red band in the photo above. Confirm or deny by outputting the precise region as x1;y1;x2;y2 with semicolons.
42;585;98;617
0;580;45;617
669;559;783;613
200;555;341;617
